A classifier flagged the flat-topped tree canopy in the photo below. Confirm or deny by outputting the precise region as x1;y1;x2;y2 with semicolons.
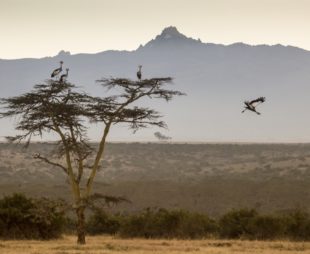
0;81;92;147
90;77;184;129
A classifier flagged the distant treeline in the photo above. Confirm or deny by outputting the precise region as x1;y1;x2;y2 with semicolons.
87;208;310;240
1;193;310;240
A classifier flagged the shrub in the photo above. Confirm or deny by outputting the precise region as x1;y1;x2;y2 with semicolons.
63;216;77;234
3;193;310;241
177;211;218;238
0;193;65;239
249;215;285;240
284;210;310;240
219;208;257;239
85;208;310;240
87;210;121;235
119;208;217;239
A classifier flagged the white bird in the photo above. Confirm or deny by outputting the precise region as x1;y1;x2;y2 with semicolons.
137;65;142;80
242;97;266;115
59;68;69;83
51;61;63;78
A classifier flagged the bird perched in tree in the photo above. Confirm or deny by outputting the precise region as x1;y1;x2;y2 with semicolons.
242;97;266;115
59;68;69;83
51;61;63;78
137;65;142;80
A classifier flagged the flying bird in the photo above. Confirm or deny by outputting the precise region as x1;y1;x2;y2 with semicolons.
51;61;63;78
242;97;266;115
59;68;69;83
137;65;142;80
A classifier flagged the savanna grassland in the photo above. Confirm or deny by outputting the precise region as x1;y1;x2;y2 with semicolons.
2;143;310;253
1;236;310;254
1;143;310;215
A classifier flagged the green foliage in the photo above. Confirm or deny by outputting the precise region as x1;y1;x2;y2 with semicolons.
219;208;258;239
118;208;217;239
63;216;77;234
249;214;285;240
85;208;310;240
0;193;65;240
283;210;310;240
219;208;310;240
86;210;121;235
2;193;310;241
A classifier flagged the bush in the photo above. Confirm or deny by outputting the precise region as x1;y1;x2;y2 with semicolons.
284;210;310;240
248;215;285;240
0;193;65;239
219;208;257;239
87;210;121;235
63;216;77;234
218;209;307;240
177;211;218;239
119;208;217;239
2;193;310;241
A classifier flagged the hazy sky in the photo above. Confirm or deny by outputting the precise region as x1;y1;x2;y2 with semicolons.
0;0;309;59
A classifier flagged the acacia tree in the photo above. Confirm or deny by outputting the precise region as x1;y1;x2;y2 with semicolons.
0;77;183;244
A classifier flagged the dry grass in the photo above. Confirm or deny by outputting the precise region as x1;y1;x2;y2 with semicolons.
2;143;310;216
1;236;310;254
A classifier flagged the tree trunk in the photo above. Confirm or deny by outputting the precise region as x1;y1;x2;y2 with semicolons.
76;206;86;244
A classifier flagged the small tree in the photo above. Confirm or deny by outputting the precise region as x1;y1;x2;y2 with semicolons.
0;77;183;244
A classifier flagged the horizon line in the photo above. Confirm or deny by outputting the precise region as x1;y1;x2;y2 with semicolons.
2;140;310;145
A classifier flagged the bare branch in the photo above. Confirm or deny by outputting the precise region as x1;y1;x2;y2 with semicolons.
33;153;68;174
83;193;131;210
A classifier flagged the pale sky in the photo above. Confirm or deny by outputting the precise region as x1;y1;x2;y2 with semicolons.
0;0;309;59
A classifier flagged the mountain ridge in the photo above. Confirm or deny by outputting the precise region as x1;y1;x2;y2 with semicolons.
1;26;309;61
0;26;310;142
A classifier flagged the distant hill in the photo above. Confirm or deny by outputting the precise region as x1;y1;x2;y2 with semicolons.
1;26;310;142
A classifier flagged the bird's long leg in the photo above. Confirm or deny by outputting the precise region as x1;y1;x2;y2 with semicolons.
251;107;261;115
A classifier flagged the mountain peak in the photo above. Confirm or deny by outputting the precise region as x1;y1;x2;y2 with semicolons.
160;26;185;38
57;50;71;57
140;26;202;50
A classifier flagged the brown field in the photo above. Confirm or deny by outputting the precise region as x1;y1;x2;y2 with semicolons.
2;143;310;215
1;236;310;254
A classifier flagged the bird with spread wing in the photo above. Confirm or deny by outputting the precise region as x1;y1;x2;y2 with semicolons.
242;97;266;115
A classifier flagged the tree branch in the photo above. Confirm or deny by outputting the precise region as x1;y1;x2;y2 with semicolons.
33;153;68;174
